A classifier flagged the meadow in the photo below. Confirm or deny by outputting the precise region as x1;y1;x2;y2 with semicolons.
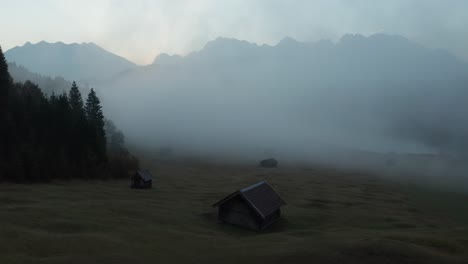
1;158;468;263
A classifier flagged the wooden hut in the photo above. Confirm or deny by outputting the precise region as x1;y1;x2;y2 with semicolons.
213;180;286;231
259;158;278;168
131;169;153;189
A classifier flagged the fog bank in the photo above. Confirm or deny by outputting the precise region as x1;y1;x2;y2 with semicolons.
97;34;468;189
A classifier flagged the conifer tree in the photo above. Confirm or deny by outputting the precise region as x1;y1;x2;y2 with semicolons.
86;88;107;162
0;46;12;121
105;119;126;154
68;81;87;176
56;92;72;145
0;45;12;95
0;45;13;175
69;81;84;114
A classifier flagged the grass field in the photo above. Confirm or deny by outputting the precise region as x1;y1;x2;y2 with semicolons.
1;158;468;263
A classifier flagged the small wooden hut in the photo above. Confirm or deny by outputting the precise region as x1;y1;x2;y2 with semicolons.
259;158;278;168
131;169;153;189
213;180;286;231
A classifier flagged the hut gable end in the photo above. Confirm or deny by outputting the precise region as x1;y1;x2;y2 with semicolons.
213;180;286;230
131;169;153;189
222;195;252;214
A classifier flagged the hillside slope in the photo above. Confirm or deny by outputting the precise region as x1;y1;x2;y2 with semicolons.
5;41;136;81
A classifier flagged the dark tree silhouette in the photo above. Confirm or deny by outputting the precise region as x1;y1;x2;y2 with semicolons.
0;45;137;182
0;46;13;179
105;119;126;154
68;81;88;177
69;81;83;113
86;88;107;162
0;45;12;97
8;62;74;96
105;119;139;178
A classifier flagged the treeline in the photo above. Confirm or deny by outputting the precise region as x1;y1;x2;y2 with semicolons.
0;46;138;182
8;62;75;96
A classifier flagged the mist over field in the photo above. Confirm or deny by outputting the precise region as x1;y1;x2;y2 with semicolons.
5;30;468;189
94;34;468;176
3;1;468;171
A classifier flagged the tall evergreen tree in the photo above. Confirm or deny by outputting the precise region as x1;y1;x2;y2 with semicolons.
56;92;72;145
68;81;87;176
69;81;84;114
105;119;126;154
0;45;13;178
0;45;12;120
86;88;107;162
0;45;12;95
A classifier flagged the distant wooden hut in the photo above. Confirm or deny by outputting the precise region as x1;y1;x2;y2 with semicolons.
131;169;153;189
213;180;286;231
259;158;278;168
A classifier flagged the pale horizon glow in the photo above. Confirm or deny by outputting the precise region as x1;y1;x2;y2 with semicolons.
2;0;468;65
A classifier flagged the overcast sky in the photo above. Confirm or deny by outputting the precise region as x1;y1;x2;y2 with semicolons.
2;0;467;64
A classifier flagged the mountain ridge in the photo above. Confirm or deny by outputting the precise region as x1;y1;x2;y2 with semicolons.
5;41;137;82
97;33;468;157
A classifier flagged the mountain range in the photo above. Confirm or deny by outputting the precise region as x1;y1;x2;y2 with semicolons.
5;34;468;157
5;41;136;81
99;34;468;156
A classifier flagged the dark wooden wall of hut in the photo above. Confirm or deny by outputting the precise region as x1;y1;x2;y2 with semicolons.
260;209;281;230
218;196;260;230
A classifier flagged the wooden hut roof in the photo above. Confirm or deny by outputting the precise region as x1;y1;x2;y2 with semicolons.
136;169;153;181
213;180;286;219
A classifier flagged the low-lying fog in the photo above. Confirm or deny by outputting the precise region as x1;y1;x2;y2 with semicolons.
97;34;468;189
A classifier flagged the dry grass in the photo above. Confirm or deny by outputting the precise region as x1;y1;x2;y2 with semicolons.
0;158;467;263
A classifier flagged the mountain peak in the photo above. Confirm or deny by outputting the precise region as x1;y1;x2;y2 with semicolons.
37;40;49;45
339;33;367;44
6;40;137;81
204;37;258;50
209;36;245;44
277;36;299;46
153;53;183;65
22;41;102;48
82;42;99;47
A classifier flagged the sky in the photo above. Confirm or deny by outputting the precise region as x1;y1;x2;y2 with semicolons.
1;0;467;65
